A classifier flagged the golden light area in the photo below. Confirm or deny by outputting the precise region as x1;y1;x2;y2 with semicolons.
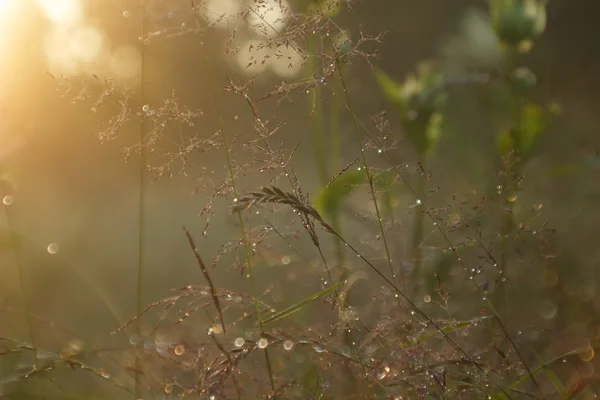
200;0;243;30
109;46;142;80
33;0;142;80
0;0;21;18
234;38;304;78
35;0;82;26
0;0;21;66
44;25;106;76
235;39;272;75
248;0;290;38
269;43;305;78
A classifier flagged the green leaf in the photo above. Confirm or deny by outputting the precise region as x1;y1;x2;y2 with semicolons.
314;169;366;217
408;315;494;346
374;64;445;155
497;102;551;161
491;347;583;399
516;103;547;158
374;67;405;107
262;281;344;325
533;352;568;398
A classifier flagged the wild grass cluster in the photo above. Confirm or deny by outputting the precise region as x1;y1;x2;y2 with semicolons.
1;0;597;399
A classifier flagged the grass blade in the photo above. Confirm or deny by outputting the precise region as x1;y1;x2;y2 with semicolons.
263;281;344;325
183;227;226;336
409;315;494;346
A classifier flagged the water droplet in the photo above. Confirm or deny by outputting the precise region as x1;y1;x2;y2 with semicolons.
257;338;268;349
3;195;14;206
423;295;431;303
539;300;557;320
47;243;59;254
129;334;140;346
122;10;130;18
378;149;382;153
234;337;245;347
312;344;325;353
415;199;421;205
283;340;294;350
174;344;185;355
142;104;150;112
100;369;110;379
233;197;238;202
164;383;173;394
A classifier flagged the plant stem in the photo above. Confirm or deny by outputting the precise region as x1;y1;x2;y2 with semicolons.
411;158;426;278
136;5;147;396
333;60;397;285
206;56;275;391
2;183;37;367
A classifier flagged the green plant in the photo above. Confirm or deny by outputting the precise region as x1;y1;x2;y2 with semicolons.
1;0;595;399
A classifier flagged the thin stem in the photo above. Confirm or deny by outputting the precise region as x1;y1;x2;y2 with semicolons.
135;4;147;397
411;159;426;277
307;36;328;186
2;187;37;366
206;56;275;391
333;59;396;285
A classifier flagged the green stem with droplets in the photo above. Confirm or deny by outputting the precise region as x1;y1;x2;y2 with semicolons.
206;56;275;392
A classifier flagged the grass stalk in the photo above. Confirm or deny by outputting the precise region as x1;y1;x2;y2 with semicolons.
205;55;275;391
2;185;37;367
411;159;427;276
135;6;147;397
332;59;397;285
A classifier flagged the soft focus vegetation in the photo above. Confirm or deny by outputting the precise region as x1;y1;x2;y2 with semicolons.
1;0;600;398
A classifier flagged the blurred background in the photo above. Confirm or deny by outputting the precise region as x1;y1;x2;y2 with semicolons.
0;0;599;397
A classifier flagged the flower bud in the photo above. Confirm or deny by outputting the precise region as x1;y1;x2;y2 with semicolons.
490;0;547;48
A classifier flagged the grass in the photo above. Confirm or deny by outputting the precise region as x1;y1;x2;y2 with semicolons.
0;0;595;399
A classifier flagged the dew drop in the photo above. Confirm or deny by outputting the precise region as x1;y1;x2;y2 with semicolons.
164;383;173;394
234;337;245;347
257;338;268;349
2;195;14;206
129;334;139;346
47;243;59;254
122;10;130;18
423;295;431;303
100;369;110;379
415;199;421;205
283;340;294;351
312;344;325;353
174;344;185;355
142;104;150;112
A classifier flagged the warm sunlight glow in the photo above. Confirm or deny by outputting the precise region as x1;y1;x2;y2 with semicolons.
35;0;82;25
69;25;103;62
248;0;289;38
269;43;305;78
0;0;22;25
0;0;15;17
235;39;272;76
109;45;142;80
200;0;242;30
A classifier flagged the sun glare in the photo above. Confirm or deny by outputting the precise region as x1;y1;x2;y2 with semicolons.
0;0;20;22
35;0;82;25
